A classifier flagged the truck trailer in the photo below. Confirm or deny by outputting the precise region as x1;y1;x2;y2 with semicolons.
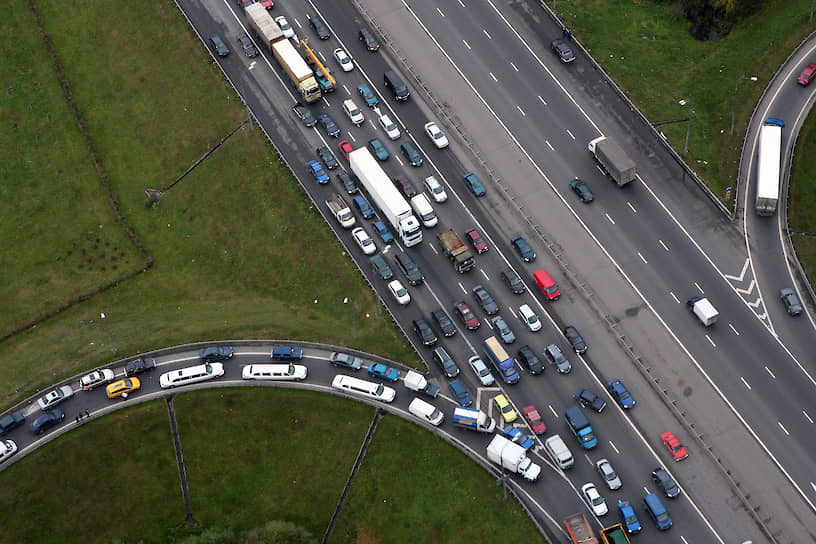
588;136;636;186
755;118;783;216
437;229;474;273
245;3;284;48
348;148;422;247
486;435;541;482
565;406;598;449
564;513;599;544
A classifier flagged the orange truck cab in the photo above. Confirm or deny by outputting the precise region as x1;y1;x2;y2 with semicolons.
534;268;561;300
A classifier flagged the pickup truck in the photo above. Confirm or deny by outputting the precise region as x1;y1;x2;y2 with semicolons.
271;345;303;361
125;357;157;376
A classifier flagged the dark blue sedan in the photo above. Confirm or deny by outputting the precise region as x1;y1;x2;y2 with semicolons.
510;235;536;262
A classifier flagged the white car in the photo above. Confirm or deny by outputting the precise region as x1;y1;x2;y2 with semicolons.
518;303;541;332
468;355;495;386
80;368;115;390
351;226;376;255
424;176;447;203
333;48;354;72
387;280;411;305
595;458;622;490
423;121;449;149
581;482;608;516
378;114;400;140
37;385;74;411
242;363;308;381
0;440;17;464
274;16;295;39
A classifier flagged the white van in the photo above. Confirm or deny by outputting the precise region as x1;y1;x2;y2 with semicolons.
342;99;365;126
159;362;224;389
544;434;574;469
242;363;307;381
409;194;438;228
408;397;444;426
331;374;395;403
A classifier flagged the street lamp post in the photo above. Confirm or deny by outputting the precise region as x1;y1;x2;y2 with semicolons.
731;76;758;136
343;297;356;339
679;99;693;157
100;312;116;354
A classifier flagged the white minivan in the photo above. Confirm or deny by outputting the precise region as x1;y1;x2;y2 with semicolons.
242;363;307;381
331;374;395;403
409;194;438;228
544;434;574;469
423;176;447;203
408;398;444;426
160;363;224;389
342;99;365;126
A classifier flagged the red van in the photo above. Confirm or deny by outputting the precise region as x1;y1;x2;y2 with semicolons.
533;268;561;300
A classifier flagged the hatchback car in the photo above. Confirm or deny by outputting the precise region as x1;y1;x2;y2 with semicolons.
337;170;358;194
424;121;449;149
464;228;488;254
317;145;338;170
517;345;543;374
463;172;486;196
493;394;517;423
237;33;258;58
329;351;362;370
292;102;317;127
780;287;803;316
448;380;472;407
367;362;400;382
378;114;400;140
433;346;459;378
501;267;525;294
518;304;541;332
106;377;141;399
617;500;642;533
545;343;572;373
400;142;423;166
333;48;354;72
387;279;410;305
503;425;535;450
275;16;295;39
412;318;438;346
80;369;115;390
307;13;330;40
522;405;547;434
563;326;587;354
511;235;536;262
352;195;373;219
359;27;380;51
797;62;816;85
393;175;417;198
575;388;606;413
431;308;456;337
651;467;681;498
338;140;354;161
551;38;575;63
30;409;64;435
596;458;622;490
661;431;688;461
453;301;481;330
468;355;495;386
357;83;380;107
472;285;499;315
394;252;423;285
308;160;329;184
581;482;608;516
608;379;635;409
200;346;233;362
424;175;448;203
38;385;73;410
210;35;229;57
367;138;389;161
491;315;515;344
317;113;340;138
351;226;376;255
569;178;594;202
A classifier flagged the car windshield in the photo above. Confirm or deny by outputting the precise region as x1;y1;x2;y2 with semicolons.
502;366;516;378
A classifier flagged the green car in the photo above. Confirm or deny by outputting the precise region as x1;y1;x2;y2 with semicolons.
367;138;389;161
569;178;594;202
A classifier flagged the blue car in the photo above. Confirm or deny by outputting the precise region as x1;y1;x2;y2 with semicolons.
608;379;635;409
367;362;400;382
448;380;472;407
308;160;329;184
373;220;394;243
353;195;374;219
357;83;379;107
510;235;536;262
367;138;389;161
502;425;534;450
617;500;642;534
463;172;485;197
199;346;233;362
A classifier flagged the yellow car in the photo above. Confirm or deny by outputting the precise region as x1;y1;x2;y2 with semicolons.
106;377;140;399
493;394;517;423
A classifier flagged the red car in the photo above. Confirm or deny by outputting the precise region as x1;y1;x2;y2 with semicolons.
661;431;688;461
797;62;816;85
338;140;354;161
464;227;488;254
453;301;481;330
522;405;547;435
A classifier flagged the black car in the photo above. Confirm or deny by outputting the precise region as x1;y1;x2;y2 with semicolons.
550;38;575;63
359;27;380;51
337;170;358;194
0;411;25;436
651;467;681;498
472;285;499;315
308;14;330;40
30;409;64;435
432;346;459;378
431;308;457;337
124;357;156;376
575;388;606;413
199;346;233;362
412;318;438;347
395;252;423;286
237;33;258;58
316;145;338;170
210;35;229;57
500;267;525;294
292;102;317;127
392;175;418;199
369;253;393;280
517;345;543;374
317;113;340;138
400;142;423;167
563;326;587;354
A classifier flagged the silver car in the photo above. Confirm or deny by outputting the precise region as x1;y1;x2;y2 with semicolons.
468;355;495;386
37;385;74;411
595;458;622;490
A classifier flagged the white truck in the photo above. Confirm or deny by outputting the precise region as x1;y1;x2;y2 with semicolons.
409;193;438;228
588;136;636;186
452;406;496;433
755;118;783;216
348;148;422;247
325;193;356;229
687;296;719;327
404;370;440;398
486;435;541;482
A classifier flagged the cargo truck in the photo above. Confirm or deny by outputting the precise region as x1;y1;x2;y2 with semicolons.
437;229;474;273
325;193;356;229
565;406;598;449
451;406;496;432
348;148;422;247
404;370;440;399
486;435;541;482
245;3;284;48
687;296;719;327
564;513;599;544
483;336;520;384
600;524;631;544
588;136;636;186
755;118;782;216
